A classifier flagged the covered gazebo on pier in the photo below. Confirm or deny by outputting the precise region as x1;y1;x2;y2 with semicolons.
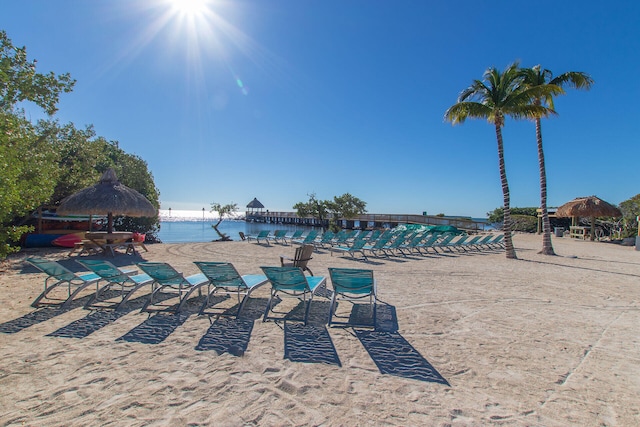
246;198;265;221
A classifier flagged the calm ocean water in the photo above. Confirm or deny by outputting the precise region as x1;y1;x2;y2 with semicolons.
156;209;490;243
157;220;316;243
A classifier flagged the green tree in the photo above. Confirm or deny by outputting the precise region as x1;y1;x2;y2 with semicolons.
293;193;332;230
522;65;594;256
619;194;640;238
0;31;75;257
210;202;238;241
444;62;559;259
0;30;75;115
293;192;366;231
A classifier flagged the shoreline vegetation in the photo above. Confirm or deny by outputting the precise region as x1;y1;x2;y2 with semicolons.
1;233;638;425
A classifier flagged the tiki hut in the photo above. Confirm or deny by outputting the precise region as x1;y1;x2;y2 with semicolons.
57;168;157;233
556;196;622;241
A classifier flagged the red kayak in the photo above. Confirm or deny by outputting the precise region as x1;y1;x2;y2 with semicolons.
52;233;84;248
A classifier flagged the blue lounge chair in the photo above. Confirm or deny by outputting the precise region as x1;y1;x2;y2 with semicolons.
362;236;391;258
137;262;209;313
431;233;457;253
267;230;288;245
76;259;153;310
469;234;493;250
260;266;327;325
313;230;335;250
193;262;269;317
458;235;483;251
292;229;319;245
442;235;470;252
27;257;101;309
283;230;304;245
328;268;376;328
414;233;441;254
332;239;368;261
246;230;271;244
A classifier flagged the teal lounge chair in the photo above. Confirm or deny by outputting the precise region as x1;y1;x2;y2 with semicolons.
27;257;101;309
283;230;304;245
193;262;269;317
313;231;335;250
458;235;482;251
442;235;470;252
137;262;208;313
414;233;441;255
487;234;505;249
292;229;319;245
362;236;391;258
332;239;368;261
328;268;376;328
267;230;288;245
260;266;327;325
76;259;153;310
469;234;493;250
246;230;271;244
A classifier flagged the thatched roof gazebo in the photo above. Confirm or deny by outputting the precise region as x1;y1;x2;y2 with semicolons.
57;168;157;233
246;197;265;214
556;195;622;241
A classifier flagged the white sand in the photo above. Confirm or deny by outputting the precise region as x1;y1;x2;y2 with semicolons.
1;233;638;426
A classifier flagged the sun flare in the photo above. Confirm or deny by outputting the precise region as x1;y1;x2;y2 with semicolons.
167;0;209;17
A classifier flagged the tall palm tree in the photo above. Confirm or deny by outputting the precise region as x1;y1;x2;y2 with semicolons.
444;62;559;259
522;66;594;256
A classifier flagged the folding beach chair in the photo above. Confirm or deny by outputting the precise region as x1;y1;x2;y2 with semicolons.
137;262;209;313
260;266;327;325
328;268;377;328
76;259;153;310
27;257;101;309
193;262;269;317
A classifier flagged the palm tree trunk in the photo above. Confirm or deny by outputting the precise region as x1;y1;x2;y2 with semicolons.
536;117;556;255
495;122;517;259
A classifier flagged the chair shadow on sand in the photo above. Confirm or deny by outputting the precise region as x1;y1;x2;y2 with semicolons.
115;294;203;345
45;291;175;339
283;299;449;384
195;296;270;356
354;303;449;385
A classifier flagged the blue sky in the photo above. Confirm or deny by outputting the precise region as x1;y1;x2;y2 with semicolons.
3;0;639;218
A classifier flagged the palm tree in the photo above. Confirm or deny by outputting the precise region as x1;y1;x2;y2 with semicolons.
521;66;594;256
444;62;559;259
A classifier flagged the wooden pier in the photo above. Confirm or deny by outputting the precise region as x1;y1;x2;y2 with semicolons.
245;211;488;232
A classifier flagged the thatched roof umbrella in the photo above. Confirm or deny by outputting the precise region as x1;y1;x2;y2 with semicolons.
556;196;622;241
57;168;157;233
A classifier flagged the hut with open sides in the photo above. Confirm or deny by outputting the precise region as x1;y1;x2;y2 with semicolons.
246;198;265;221
556;195;622;241
57;168;157;233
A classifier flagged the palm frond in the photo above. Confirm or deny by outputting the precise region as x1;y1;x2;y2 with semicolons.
444;102;493;125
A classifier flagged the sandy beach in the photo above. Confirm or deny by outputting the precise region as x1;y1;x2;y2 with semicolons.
1;233;638;426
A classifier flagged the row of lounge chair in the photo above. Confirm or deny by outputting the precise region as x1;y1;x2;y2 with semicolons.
246;229;504;261
25;257;377;327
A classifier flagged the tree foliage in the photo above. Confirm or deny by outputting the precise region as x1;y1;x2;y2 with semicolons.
0;30;75;115
293;192;366;231
445;62;560;259
521;65;594;255
0;31;160;257
210;202;238;241
619;194;640;238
